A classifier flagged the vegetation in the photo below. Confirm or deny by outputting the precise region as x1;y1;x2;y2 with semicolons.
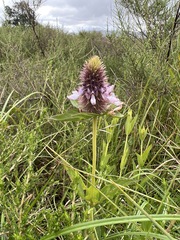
0;0;180;239
3;0;42;27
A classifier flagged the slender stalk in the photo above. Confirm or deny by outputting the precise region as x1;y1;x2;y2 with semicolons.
90;116;98;240
92;116;98;187
140;139;143;157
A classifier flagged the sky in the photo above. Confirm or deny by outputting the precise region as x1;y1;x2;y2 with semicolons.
0;0;116;33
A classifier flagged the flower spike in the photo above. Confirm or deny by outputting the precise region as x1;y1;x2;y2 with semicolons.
68;55;123;114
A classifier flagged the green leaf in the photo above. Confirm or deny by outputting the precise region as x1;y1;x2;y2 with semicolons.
136;153;144;168
69;99;79;108
100;178;135;201
100;154;111;171
136;144;152;167
51;109;123;122
141;220;152;232
125;108;132;135
51;110;98;122
85;186;100;205
139;125;148;141
111;112;124;118
64;166;87;199
120;143;129;173
125;109;138;136
101;231;172;240
141;144;152;163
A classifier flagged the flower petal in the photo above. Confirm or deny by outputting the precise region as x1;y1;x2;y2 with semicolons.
67;87;84;100
67;90;80;100
107;93;122;106
90;94;96;105
106;84;114;93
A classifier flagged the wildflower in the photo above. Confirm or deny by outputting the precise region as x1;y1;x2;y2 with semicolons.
68;55;123;114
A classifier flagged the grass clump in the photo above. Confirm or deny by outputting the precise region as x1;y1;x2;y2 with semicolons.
0;20;179;240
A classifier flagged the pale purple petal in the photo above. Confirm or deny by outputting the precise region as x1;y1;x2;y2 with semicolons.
90;94;96;105
78;87;84;95
114;99;123;106
67;90;81;100
85;92;91;99
106;84;114;94
67;87;84;100
106;93;122;106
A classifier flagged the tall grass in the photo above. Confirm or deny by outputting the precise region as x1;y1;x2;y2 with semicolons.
0;23;179;239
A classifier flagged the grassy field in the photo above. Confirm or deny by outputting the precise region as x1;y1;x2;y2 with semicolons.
0;23;180;240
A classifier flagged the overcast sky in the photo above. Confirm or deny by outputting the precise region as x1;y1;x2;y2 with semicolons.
0;0;116;32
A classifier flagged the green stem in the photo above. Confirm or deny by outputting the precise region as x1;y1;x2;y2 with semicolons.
89;116;98;240
92;116;98;187
140;140;143;157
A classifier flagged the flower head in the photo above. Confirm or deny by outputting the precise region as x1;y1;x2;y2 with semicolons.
68;55;123;113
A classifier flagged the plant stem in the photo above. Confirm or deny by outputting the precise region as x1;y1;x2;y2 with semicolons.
92;116;98;187
89;116;98;240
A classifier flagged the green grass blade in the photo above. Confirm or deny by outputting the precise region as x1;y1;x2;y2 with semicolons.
105;231;174;240
40;214;180;239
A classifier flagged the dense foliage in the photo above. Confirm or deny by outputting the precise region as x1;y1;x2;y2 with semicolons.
0;3;179;239
3;1;37;26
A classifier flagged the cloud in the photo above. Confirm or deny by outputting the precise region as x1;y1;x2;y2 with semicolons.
0;0;115;32
37;0;115;32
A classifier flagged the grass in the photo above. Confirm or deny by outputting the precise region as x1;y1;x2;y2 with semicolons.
0;23;179;240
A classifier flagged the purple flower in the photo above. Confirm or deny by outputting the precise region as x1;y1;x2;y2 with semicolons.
68;56;123;114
